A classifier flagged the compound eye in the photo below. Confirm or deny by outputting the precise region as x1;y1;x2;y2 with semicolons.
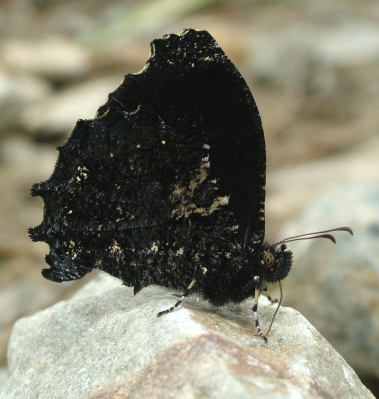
263;251;275;269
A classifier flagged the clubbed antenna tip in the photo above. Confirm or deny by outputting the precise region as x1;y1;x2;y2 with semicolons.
275;226;353;246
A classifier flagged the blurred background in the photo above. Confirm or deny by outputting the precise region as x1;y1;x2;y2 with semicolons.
0;0;378;395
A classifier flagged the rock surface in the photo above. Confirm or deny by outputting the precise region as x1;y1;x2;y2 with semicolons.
1;275;374;399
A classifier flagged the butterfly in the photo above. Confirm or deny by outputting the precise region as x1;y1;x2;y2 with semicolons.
29;29;352;341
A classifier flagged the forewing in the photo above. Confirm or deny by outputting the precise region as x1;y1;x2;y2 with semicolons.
99;29;266;247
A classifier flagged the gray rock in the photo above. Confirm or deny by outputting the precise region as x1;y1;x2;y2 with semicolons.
281;182;379;384
252;22;379;94
1;275;374;399
21;76;123;135
1;37;90;81
0;282;54;326
265;136;379;237
0;69;51;132
0;367;8;394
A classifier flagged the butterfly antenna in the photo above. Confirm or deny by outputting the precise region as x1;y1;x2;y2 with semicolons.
264;226;352;339
265;280;283;337
273;226;353;246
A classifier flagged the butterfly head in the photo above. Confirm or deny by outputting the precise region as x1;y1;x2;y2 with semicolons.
261;243;293;284
260;226;353;285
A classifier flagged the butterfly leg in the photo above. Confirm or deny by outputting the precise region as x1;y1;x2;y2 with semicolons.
157;267;208;317
262;283;278;304
252;276;268;342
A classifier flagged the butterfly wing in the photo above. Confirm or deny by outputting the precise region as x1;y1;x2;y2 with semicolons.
29;29;266;288
100;29;267;247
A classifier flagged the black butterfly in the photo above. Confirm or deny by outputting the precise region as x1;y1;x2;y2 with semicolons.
29;29;352;340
